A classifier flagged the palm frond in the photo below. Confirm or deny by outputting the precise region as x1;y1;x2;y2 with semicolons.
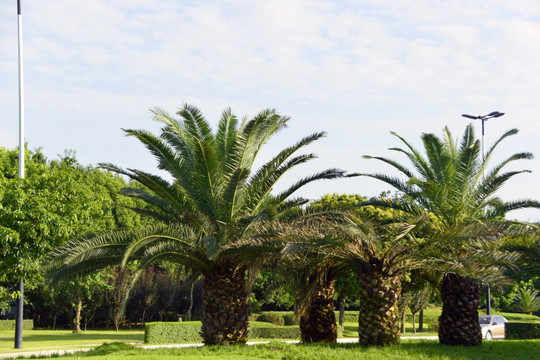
274;168;349;203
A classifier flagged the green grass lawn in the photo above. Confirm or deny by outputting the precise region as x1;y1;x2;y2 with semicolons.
0;329;143;354
0;322;438;354
1;310;537;355
24;340;540;360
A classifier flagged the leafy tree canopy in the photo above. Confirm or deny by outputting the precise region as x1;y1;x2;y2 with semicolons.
0;146;144;287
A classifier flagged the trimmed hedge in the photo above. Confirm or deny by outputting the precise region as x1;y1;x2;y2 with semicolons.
144;321;202;344
335;311;358;323
283;314;300;326
505;322;540;339
144;321;300;343
250;323;300;339
257;312;285;326
0;319;34;330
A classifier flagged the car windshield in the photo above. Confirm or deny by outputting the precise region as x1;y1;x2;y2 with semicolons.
479;316;491;325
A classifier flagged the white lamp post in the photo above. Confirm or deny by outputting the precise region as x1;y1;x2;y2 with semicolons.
15;0;25;349
461;111;505;316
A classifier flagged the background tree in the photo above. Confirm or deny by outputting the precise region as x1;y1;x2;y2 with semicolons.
334;272;360;333
397;291;410;334
408;284;431;334
251;269;295;312
104;266;135;331
129;267;159;327
360;124;540;345
0;147;137;312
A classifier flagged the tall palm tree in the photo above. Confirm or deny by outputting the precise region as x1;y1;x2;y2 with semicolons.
49;104;350;345
360;124;540;345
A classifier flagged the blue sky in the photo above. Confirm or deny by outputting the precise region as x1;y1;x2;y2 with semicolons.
1;0;540;221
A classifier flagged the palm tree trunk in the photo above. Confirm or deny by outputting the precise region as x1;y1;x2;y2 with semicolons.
439;273;482;346
300;279;337;343
200;266;249;345
357;272;401;346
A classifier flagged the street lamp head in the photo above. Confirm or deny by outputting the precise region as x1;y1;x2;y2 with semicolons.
461;112;505;120
487;111;505;118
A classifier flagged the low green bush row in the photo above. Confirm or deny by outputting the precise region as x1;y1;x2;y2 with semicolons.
282;314;300;326
145;321;202;343
505;322;540;339
499;312;540;322
0;319;34;330
257;312;285;326
144;321;300;343
251;324;300;339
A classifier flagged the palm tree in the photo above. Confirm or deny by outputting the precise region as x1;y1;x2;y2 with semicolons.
248;212;424;346
360;124;540;345
334;214;424;345
49;104;349;345
226;213;342;343
513;288;540;315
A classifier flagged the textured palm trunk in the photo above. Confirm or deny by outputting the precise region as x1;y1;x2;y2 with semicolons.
299;279;337;343
357;272;401;346
439;273;482;346
201;266;249;345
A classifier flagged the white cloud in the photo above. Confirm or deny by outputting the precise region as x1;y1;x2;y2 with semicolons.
1;0;539;221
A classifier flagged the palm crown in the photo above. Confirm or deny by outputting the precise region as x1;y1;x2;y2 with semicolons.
362;124;539;227
81;105;348;271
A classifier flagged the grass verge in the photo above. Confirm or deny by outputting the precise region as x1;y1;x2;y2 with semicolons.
0;329;143;354
27;339;540;360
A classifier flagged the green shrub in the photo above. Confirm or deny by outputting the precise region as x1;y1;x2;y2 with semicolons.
505;322;540;339
0;319;34;330
283;314;300;326
250;324;300;339
257;312;285;326
499;312;540;322
334;311;358;323
87;342;135;356
144;321;202;344
248;314;260;322
429;321;439;333
144;321;301;343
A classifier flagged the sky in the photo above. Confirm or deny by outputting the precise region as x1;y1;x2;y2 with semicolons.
1;0;540;221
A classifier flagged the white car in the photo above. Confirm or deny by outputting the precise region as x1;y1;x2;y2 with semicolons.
479;315;508;340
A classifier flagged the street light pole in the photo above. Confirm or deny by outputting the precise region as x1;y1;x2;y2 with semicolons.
461;111;505;316
15;0;25;349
